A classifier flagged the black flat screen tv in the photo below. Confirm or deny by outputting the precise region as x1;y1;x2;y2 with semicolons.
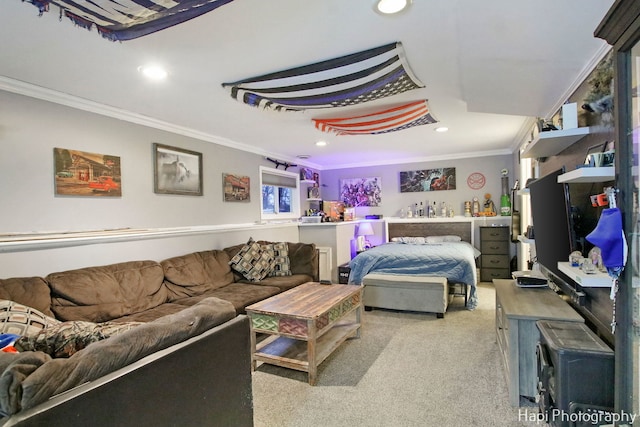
528;167;577;282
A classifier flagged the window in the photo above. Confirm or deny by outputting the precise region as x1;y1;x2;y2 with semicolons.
260;166;300;221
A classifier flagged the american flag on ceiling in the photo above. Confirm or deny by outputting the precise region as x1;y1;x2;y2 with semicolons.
221;42;424;111
312;100;438;135
22;0;235;41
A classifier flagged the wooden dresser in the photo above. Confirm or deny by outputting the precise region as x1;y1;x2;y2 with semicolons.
493;279;584;406
480;226;511;281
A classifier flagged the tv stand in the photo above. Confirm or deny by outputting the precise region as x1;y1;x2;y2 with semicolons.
494;279;584;406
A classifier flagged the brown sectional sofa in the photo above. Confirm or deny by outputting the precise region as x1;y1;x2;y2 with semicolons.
0;241;318;427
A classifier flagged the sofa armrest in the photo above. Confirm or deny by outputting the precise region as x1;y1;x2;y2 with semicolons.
0;316;253;427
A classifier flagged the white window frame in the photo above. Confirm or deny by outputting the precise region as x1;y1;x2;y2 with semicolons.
259;166;300;221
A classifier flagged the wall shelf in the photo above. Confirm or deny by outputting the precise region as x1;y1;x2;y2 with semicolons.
558;262;611;287
557;167;615;183
517;235;534;244
521;127;592;159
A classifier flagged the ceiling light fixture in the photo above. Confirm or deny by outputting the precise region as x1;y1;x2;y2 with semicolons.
435;126;449;133
138;65;168;81
375;0;411;15
315;141;327;147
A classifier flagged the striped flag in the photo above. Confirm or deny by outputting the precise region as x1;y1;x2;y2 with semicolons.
312;100;437;135
22;0;235;41
221;42;424;111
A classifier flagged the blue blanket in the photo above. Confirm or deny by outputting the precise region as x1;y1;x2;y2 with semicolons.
348;241;479;309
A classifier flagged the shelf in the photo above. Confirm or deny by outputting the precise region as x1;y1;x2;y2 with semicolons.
557;167;615;183
521;127;592;159
517;235;534;244
557;262;611;287
306;198;322;201
301;179;317;184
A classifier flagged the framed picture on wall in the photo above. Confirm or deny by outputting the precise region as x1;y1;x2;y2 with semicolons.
223;173;250;202
153;143;203;196
53;147;122;197
339;177;381;207
399;168;456;193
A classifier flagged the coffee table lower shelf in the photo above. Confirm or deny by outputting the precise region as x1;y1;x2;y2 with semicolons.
254;321;360;376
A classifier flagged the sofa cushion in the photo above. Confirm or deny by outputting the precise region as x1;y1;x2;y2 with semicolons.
161;250;235;301
287;242;319;280
228;238;275;281
0;277;55;318
173;282;281;314
47;260;169;322
264;242;292;277
0;300;61;337
250;274;314;292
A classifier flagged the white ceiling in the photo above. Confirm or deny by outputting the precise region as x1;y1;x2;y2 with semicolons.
0;0;613;170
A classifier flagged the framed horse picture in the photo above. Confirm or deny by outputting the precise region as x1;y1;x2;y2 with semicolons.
153;143;203;196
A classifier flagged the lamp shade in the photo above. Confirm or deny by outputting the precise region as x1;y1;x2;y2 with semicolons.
357;222;375;237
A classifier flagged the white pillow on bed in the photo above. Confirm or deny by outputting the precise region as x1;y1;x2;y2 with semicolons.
425;235;462;243
391;236;426;244
391;235;462;244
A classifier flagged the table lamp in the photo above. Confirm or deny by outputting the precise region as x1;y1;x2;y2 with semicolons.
356;222;375;251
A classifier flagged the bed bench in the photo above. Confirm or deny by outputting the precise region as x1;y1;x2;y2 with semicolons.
361;274;449;318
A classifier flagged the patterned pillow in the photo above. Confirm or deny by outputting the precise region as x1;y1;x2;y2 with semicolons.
229;238;275;281
0;300;61;338
15;320;143;358
264;242;292;277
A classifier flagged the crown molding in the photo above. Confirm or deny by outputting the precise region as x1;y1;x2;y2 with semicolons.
0;76;323;169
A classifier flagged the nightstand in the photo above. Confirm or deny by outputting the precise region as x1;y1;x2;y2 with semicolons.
480;226;510;281
338;263;351;284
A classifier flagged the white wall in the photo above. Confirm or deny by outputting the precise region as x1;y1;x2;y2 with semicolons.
320;156;514;218
0;90;517;278
0;91;300;277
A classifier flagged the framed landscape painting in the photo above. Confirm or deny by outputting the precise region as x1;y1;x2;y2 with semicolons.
153;143;203;196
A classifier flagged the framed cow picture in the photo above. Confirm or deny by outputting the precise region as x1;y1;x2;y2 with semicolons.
153;143;203;196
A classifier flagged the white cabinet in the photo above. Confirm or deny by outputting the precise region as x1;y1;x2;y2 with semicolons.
299;222;356;283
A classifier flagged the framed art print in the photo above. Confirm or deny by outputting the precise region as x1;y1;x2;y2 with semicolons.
153;143;203;196
223;173;250;202
54;147;122;197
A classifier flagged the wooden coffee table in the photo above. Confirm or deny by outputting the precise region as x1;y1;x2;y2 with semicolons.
245;282;363;385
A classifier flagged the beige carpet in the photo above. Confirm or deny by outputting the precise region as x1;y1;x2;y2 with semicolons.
251;282;535;427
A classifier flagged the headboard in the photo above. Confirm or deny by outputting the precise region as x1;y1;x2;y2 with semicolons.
387;221;472;244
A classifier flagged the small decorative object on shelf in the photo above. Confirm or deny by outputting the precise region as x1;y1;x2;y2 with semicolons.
307;185;320;199
500;169;511;216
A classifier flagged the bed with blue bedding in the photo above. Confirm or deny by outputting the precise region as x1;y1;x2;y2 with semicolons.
348;220;480;310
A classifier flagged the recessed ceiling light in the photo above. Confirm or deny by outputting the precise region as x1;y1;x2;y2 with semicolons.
315;141;327;147
138;65;168;81
297;154;311;159
435;126;449;133
375;0;411;15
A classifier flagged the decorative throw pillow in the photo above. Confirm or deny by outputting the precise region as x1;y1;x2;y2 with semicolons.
229;238;275;281
15;320;143;358
264;242;292;277
0;300;61;338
